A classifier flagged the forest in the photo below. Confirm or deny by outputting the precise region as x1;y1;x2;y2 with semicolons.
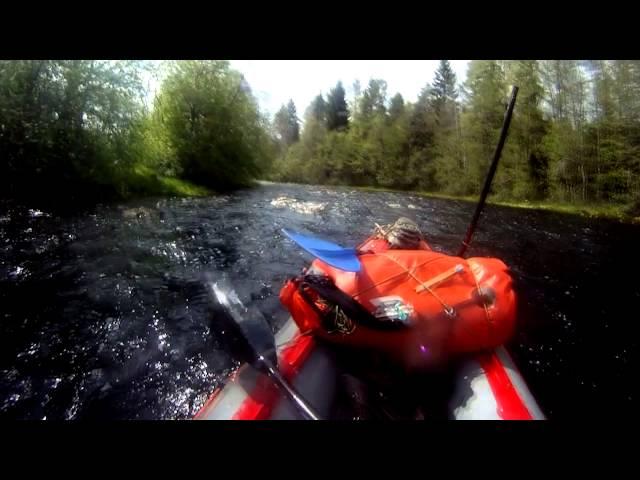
2;60;639;217
270;60;640;217
0;60;274;204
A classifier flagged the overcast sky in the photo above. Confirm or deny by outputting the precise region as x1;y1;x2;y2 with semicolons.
228;60;470;118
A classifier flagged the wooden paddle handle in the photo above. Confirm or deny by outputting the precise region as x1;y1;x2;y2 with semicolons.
415;264;464;293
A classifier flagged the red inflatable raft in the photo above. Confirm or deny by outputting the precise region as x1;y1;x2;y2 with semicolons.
195;233;544;420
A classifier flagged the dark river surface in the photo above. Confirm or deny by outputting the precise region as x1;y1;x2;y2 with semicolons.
0;182;637;419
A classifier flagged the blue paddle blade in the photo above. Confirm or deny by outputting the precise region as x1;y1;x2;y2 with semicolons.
282;229;361;272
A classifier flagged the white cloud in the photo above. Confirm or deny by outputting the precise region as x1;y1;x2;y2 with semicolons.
229;60;469;118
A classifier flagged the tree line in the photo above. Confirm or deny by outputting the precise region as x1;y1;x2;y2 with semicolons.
0;60;275;204
269;60;640;215
3;60;640;215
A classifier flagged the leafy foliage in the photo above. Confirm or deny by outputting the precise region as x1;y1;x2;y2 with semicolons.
269;60;640;215
0;60;275;203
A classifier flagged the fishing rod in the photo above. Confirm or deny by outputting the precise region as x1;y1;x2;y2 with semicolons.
457;85;519;258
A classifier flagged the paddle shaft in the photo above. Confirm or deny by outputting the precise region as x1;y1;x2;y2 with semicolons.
207;278;322;421
457;86;519;258
257;355;322;420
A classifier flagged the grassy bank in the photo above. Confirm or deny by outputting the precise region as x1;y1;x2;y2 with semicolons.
354;185;639;223
122;165;212;199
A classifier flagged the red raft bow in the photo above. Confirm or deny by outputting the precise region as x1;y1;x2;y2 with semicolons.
280;220;517;369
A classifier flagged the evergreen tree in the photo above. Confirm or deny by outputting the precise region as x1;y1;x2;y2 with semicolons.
287;99;300;143
359;79;388;121
326;81;349;131
460;60;507;192
274;99;300;147
508;60;549;199
389;93;405;122
430;59;458;129
309;94;327;123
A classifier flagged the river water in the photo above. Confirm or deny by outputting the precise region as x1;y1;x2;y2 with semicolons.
1;182;637;419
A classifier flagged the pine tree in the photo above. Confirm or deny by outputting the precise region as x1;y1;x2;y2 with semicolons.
389;93;405;122
540;60;589;201
408;86;435;150
274;100;300;147
351;80;362;119
358;79;388;121
308;94;327;123
274;105;290;145
460;60;507;192
326;81;349;131
586;61;640;203
406;86;438;189
286;99;300;143
430;60;458;128
503;60;549;199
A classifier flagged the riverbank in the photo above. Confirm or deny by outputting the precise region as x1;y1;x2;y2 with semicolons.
356;185;639;223
119;166;267;199
1;165;213;211
124;165;212;198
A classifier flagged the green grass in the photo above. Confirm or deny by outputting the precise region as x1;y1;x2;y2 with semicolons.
123;165;212;198
488;199;630;220
155;175;212;196
355;185;639;223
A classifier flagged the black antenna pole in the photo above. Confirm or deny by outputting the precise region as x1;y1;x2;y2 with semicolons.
457;85;519;258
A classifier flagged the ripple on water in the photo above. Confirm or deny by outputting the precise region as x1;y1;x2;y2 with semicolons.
1;183;638;419
270;196;327;214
